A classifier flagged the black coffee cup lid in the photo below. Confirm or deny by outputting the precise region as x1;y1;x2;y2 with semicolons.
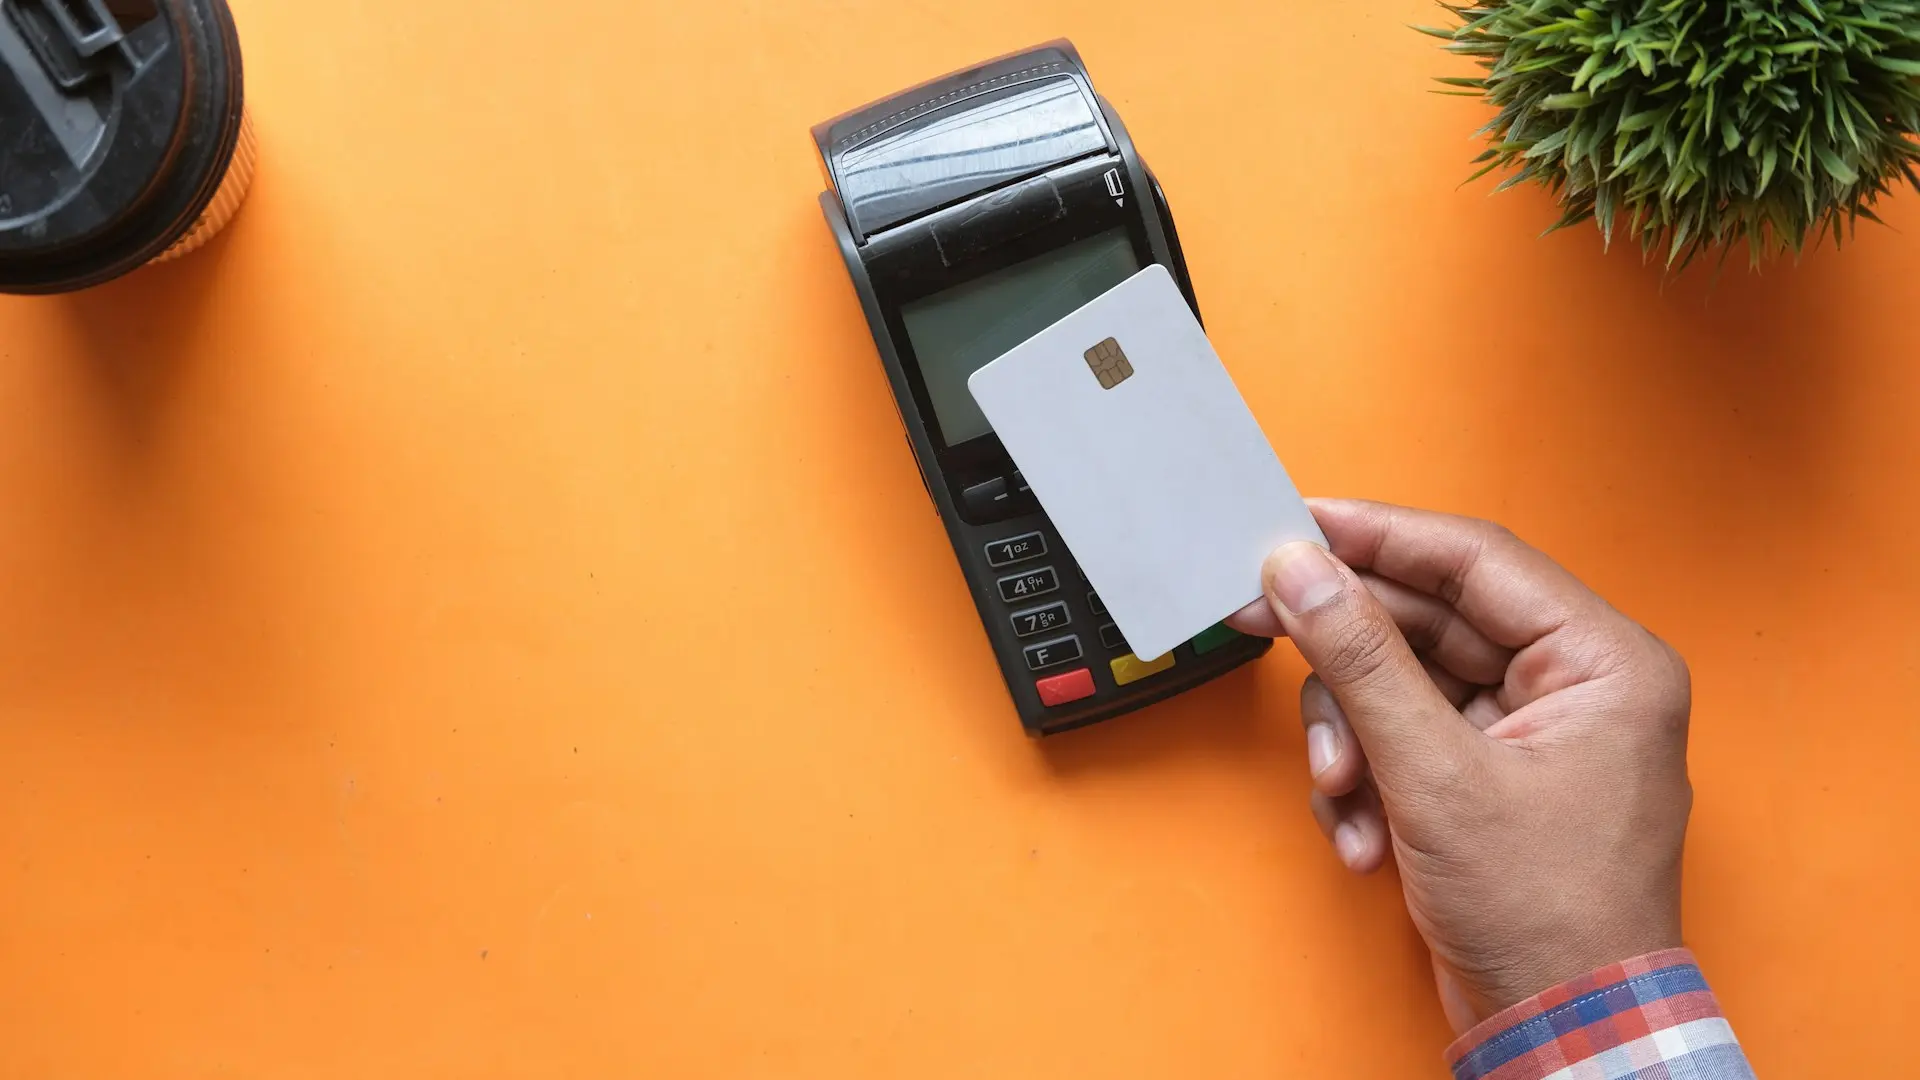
0;0;243;294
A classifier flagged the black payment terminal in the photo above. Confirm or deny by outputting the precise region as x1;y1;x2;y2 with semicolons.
813;40;1271;736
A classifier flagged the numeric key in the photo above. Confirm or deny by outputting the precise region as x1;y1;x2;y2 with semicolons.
1010;601;1071;639
997;565;1060;603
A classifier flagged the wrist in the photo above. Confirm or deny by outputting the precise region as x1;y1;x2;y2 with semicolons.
1464;914;1683;1022
1451;891;1681;1022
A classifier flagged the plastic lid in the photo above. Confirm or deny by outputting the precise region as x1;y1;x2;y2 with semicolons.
0;0;243;293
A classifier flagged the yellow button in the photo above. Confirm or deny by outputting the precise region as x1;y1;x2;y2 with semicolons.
1110;651;1176;686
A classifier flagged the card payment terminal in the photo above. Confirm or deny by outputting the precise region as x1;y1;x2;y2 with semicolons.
812;41;1271;736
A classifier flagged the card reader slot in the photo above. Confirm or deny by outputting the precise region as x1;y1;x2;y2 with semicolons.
932;175;1064;268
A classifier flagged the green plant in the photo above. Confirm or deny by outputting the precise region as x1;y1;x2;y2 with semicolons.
1425;1;1920;268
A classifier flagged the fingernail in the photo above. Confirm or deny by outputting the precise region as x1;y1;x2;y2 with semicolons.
1333;822;1367;868
1306;723;1340;778
1269;542;1344;615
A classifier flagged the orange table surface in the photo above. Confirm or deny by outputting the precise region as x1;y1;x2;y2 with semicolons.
2;2;1915;1076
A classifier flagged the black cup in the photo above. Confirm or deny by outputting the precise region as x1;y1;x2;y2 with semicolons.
0;0;251;295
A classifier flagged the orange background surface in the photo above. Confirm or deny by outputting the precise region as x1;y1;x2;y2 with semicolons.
1;1;1915;1076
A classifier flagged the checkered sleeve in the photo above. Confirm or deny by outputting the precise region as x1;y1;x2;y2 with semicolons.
1446;949;1754;1080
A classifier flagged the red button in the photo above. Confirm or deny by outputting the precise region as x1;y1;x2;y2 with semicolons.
1035;668;1096;707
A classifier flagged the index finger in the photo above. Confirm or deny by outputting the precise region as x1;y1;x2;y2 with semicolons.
1306;499;1606;650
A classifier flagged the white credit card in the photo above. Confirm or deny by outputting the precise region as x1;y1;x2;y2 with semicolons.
967;264;1325;662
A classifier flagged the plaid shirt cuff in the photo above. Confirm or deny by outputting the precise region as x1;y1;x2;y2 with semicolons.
1446;949;1755;1080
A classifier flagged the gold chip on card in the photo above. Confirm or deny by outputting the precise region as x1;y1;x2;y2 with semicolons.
1083;337;1134;389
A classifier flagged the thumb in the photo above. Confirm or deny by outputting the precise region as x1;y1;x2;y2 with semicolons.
1262;542;1482;793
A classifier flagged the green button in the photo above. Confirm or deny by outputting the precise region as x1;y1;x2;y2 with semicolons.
1191;623;1241;655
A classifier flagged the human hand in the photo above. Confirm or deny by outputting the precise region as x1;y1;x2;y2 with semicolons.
1226;500;1693;1032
